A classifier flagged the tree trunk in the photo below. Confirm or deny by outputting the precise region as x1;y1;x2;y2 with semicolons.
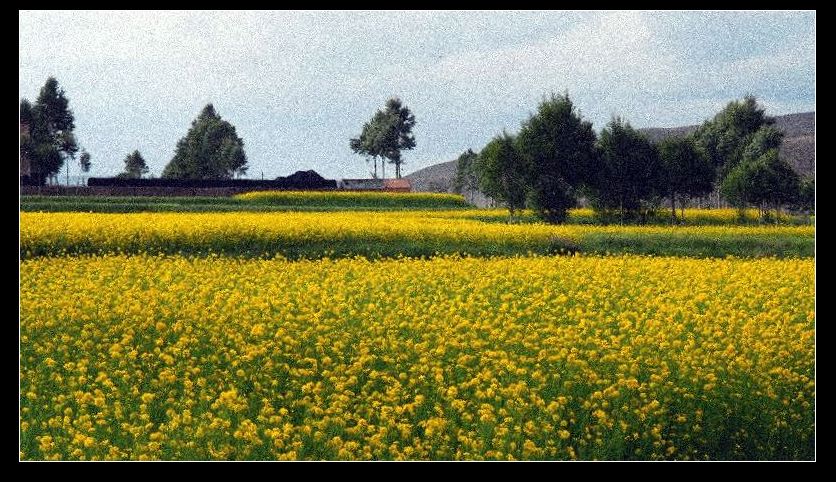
373;157;378;179
671;194;677;224
620;199;624;226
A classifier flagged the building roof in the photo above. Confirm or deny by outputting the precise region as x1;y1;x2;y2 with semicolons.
383;178;411;190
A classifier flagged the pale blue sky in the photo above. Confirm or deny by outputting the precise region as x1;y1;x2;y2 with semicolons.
19;10;815;180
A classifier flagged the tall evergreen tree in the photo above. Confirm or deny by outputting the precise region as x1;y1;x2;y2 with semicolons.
20;77;78;184
694;95;773;178
452;149;479;202
721;149;799;220
162;104;247;179
119;150;148;179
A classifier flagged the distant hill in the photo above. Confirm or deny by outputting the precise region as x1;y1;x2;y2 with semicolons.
407;112;815;199
405;160;458;193
405;160;494;207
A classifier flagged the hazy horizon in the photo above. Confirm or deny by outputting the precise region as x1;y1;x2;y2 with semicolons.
20;10;815;180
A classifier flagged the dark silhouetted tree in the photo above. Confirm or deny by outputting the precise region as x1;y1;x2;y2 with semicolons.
694;95;773;179
20;77;79;185
657;136;715;222
119;150;148;179
79;150;92;174
721;149;799;221
380;98;416;179
351;98;416;179
588;117;662;223
516;93;596;223
162;104;247;179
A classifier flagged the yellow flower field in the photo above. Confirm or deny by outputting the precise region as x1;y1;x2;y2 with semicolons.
19;211;814;259
20;254;815;460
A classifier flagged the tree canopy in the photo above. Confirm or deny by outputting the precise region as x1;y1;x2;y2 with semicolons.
693;95;774;177
516;93;597;223
119;150;149;179
475;132;528;220
452;149;479;200
20;77;79;185
657;136;715;221
588;117;662;223
350;97;416;179
162;104;247;179
721;149;800;219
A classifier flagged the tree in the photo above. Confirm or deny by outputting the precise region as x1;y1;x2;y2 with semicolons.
694;95;773;179
20;99;35;179
796;176;815;214
350;97;416;179
657;136;715;222
452;149;479;202
588;117;662;224
379;98;416;179
79;150;92;174
516;93;597;223
741;125;783;163
759;150;800;216
162;104;247;179
350;112;388;179
721;149;799;221
20;77;79;185
474;132;527;221
120;150;148;179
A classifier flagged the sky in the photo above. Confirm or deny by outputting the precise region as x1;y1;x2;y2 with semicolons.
19;10;816;181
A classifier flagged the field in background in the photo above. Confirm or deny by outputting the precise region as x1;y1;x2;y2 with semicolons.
20;212;814;259
20;195;814;226
20;192;471;213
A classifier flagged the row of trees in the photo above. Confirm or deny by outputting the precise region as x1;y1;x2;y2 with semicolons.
21;78;249;184
350;98;416;179
456;93;813;224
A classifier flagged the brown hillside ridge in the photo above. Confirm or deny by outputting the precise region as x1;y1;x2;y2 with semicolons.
407;111;815;203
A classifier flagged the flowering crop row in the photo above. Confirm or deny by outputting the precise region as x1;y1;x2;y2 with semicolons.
19;212;814;259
